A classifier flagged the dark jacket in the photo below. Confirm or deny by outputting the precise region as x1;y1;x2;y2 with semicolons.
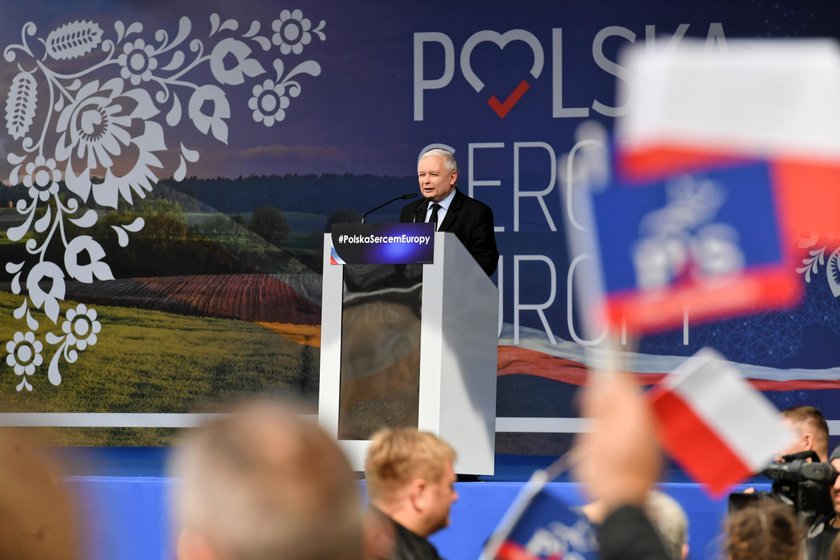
400;189;499;277
597;505;673;560
368;506;445;560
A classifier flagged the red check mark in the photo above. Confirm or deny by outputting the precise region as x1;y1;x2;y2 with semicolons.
487;80;530;118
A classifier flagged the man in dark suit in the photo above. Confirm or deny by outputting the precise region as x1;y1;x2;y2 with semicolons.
399;148;499;276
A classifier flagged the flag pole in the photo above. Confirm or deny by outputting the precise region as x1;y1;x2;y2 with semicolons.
479;452;578;559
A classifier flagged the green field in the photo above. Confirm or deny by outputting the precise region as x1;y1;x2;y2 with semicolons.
0;291;318;445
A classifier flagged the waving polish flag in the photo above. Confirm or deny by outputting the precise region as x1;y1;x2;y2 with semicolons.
647;348;796;497
616;39;840;243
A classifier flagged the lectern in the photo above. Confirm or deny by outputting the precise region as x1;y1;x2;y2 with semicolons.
319;224;498;474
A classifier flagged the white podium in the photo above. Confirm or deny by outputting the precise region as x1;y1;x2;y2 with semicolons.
319;230;498;474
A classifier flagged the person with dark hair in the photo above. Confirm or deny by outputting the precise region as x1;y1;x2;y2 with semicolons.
364;428;458;560
780;405;830;462
725;501;801;560
400;148;499;276
806;445;840;560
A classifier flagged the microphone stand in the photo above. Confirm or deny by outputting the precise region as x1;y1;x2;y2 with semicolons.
361;193;418;223
412;200;429;223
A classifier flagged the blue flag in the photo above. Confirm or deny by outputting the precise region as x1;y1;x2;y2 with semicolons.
490;487;598;560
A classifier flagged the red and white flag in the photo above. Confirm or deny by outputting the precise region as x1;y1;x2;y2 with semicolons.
647;348;796;497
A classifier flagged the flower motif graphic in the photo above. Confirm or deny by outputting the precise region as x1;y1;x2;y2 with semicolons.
26;261;66;323
249;79;291;126
64;236;115;283
5;331;43;378
61;304;101;351
2;13;327;390
55;78;164;207
117;39;159;86
271;9;313;55
22;155;62;202
55;79;129;171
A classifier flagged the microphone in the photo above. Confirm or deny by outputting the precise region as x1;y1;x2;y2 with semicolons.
361;193;417;223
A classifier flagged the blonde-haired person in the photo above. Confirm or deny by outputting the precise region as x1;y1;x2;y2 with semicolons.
779;405;829;462
645;490;689;560
170;399;364;560
725;501;800;560
364;428;458;560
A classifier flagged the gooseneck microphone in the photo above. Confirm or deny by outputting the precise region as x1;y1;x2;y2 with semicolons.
411;200;429;223
361;193;418;223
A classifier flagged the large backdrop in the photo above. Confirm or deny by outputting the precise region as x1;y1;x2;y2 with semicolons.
0;0;837;451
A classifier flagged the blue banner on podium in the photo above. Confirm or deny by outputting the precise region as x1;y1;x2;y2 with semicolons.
330;223;435;265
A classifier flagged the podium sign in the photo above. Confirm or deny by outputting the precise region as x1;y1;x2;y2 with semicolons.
330;223;435;265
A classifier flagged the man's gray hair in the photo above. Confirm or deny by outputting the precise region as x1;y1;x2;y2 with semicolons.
420;148;458;173
645;490;688;560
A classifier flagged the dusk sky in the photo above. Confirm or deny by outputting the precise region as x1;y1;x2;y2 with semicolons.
3;0;837;183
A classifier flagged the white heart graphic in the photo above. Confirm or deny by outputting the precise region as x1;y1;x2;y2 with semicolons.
460;30;544;93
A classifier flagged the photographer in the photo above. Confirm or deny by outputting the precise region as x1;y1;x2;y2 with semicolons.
805;446;840;560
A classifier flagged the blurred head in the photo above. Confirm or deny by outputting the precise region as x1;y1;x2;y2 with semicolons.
170;400;363;560
365;428;458;537
779;406;829;462
725;502;800;560
417;149;457;203
645;490;689;560
831;446;840;517
0;430;81;560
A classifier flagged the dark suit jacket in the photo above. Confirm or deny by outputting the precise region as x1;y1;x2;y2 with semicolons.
399;189;499;276
596;505;672;560
368;506;444;560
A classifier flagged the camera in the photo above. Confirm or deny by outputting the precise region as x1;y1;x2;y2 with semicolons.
728;451;838;526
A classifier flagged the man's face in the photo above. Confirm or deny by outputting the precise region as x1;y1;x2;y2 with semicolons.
424;462;458;534
831;458;840;515
777;418;809;460
417;154;456;202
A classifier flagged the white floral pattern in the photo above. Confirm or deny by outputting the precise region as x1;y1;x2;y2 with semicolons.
249;78;291;125
23;155;62;202
61;304;101;352
272;9;318;55
118;39;159;86
795;237;840;298
5;331;43;391
2;11;327;391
